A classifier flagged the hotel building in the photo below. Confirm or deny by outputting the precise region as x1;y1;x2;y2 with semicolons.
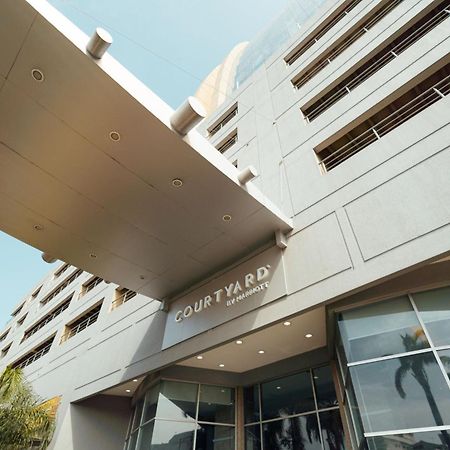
0;0;450;449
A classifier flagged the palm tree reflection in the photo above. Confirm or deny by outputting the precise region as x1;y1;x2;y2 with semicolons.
265;411;345;450
395;330;450;449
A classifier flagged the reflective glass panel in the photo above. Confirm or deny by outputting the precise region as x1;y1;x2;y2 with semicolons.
136;421;154;450
245;424;261;450
132;399;144;430
195;424;235;450
366;430;450;450
313;366;338;409
156;381;197;421
338;297;429;363
145;420;196;450
244;385;260;424
344;375;365;446
414;287;450;346
319;410;346;450
143;383;159;423
438;349;450;381
127;431;138;450
198;385;235;424
350;353;450;433
262;414;322;450
261;371;315;420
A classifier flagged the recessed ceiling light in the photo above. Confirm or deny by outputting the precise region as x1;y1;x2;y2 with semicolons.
89;253;97;259
258;350;265;354
222;214;232;222
172;178;183;187
125;389;131;393
283;321;291;326
313;376;319;380
33;224;44;231
276;386;281;390
109;131;121;142
196;355;203;360
133;379;138;382
305;333;313;339
235;340;243;345
219;364;225;368
31;68;44;82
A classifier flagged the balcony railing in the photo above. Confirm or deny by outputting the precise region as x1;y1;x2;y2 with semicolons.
41;269;83;306
60;310;100;343
293;0;404;90
81;276;103;296
15;342;53;369
22;297;72;342
285;0;364;66
304;1;450;121
319;72;450;171
208;105;238;136
111;289;137;310
216;131;238;153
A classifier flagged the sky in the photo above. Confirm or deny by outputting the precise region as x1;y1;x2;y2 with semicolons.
0;0;290;327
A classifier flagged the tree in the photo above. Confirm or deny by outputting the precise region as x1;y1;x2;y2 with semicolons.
395;329;450;449
0;366;55;450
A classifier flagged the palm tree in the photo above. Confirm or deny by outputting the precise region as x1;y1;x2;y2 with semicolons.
394;329;450;449
0;366;55;450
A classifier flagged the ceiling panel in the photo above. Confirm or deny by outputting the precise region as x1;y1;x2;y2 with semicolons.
0;0;36;78
178;307;326;372
0;0;292;300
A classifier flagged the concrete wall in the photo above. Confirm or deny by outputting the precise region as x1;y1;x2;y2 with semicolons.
1;0;450;448
52;395;131;450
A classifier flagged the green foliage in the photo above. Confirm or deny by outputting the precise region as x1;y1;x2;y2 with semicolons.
0;366;55;450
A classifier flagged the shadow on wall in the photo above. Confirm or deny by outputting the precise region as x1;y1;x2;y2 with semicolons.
70;394;131;450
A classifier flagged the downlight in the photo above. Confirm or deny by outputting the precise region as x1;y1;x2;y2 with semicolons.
31;68;44;82
109;131;121;142
172;178;183;187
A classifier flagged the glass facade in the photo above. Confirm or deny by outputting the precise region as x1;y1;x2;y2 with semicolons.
233;0;328;89
125;380;235;450
244;365;346;450
125;366;346;450
336;287;450;450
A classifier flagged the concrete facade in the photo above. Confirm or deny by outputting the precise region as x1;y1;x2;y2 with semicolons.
1;0;450;449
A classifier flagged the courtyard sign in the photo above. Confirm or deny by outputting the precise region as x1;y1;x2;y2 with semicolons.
162;246;286;349
174;265;271;322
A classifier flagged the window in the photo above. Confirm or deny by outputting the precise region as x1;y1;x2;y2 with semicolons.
54;263;69;278
11;302;24;317
111;287;137;310
317;62;450;171
22;295;72;342
125;380;235;450
60;302;102;343
216;129;238;153
12;336;55;369
81;276;103;296
303;1;450;121
0;329;9;342
31;285;42;300
1;343;11;359
336;286;450;448
292;0;404;89
285;0;364;66
41;269;83;306
244;365;345;450
208;104;238;136
16;314;27;328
